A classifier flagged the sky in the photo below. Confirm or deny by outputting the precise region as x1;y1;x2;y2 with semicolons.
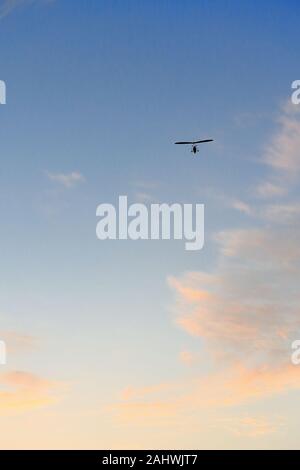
0;0;300;449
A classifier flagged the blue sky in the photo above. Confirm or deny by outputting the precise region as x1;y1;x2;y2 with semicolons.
0;0;300;449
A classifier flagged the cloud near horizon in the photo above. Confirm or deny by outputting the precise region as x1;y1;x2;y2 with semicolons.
0;370;63;414
0;328;64;415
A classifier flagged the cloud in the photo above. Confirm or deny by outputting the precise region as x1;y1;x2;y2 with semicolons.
162;98;300;417
253;101;300;202
215;415;285;437
0;331;65;416
170;223;300;365
111;363;300;429
111;98;300;435
231;200;253;216
0;0;28;18
131;180;159;204
0;370;62;414
190;363;300;408
110;401;179;426
0;331;38;355
262;203;300;224
263;101;300;178
120;383;172;401
179;350;196;366
47;171;85;188
256;181;287;199
114;217;300;426
134;192;157;204
0;0;52;19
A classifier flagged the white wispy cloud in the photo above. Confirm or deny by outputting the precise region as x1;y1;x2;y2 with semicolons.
262;203;300;224
0;0;53;19
47;171;85;188
231;199;253;216
131;180;159;204
256;181;287;198
262;101;300;179
252;101;300;202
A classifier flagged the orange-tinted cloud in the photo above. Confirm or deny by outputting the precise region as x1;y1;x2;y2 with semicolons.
113;362;300;428
179;350;196;366
0;331;39;355
112;99;300;436
215;415;285;437
0;370;63;415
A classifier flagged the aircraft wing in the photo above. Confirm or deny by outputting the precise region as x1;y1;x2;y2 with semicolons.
175;141;194;144
175;139;213;144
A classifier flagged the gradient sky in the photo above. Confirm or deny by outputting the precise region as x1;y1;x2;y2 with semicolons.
1;0;300;449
